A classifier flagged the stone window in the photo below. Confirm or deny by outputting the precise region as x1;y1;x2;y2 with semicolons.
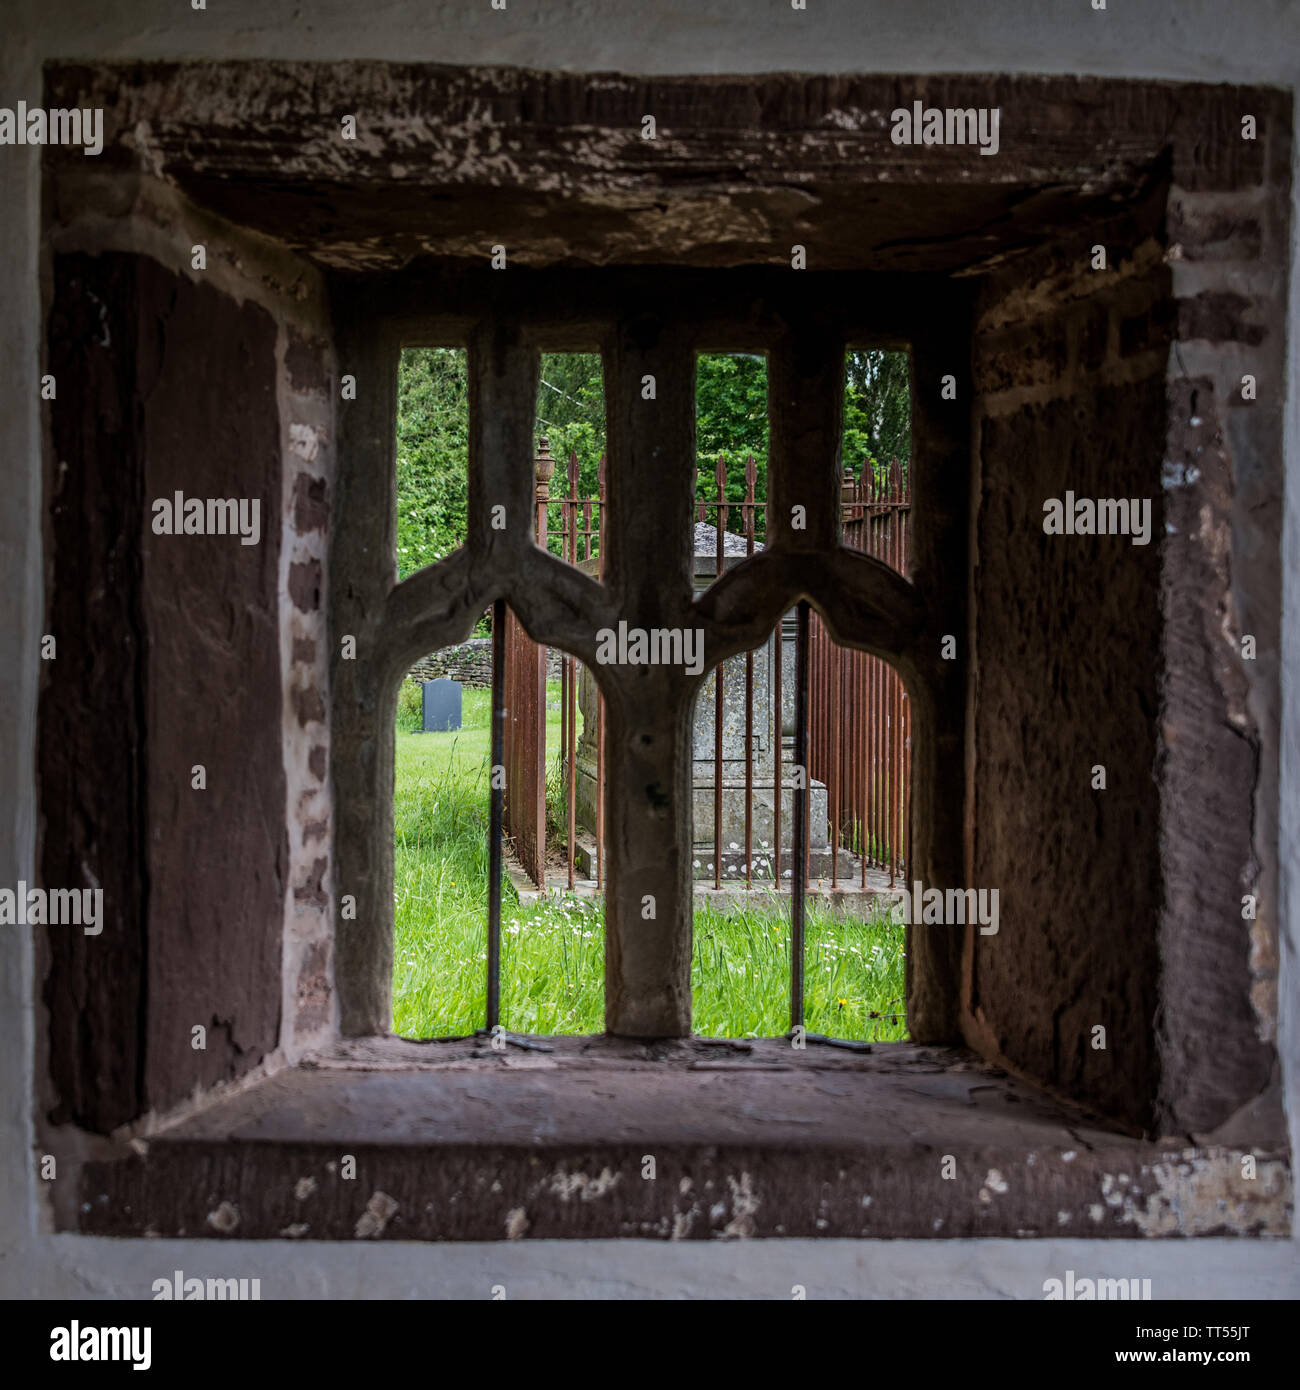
38;63;1290;1240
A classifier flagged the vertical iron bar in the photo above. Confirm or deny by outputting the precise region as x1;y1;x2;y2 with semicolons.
900;465;911;878
744;454;756;891
867;650;878;867
881;518;889;882
534;460;551;893
904;690;912;880
773;612;783;889
791;600;810;1032
713;455;726;891
831;638;840;889
713;656;724;891
860;648;868;888
868;465;879;871
596;694;604;891
847;641;855;868
804;615;813;887
811;614;821;880
559;637;568;804
902;467;911;879
871;652;880;871
888;665;897;888
887;459;899;887
566;661;576;892
821;617;827;877
559;530;568;880
487;597;506;1031
853;469;865;879
889;661;900;889
891;466;899;877
855;652;863;870
596;453;607;889
566;452;577;891
879;465;888;877
885;481;894;886
884;665;892;879
745;648;753;889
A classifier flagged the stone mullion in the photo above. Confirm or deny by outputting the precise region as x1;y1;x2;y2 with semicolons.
494;546;614;669
601;316;697;1036
767;321;844;555
467;319;538;566
695;548;927;680
601;677;696;1036
381;549;489;684
331;306;401;1035
603;318;697;617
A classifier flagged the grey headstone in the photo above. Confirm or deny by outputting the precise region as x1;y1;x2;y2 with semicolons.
422;678;462;732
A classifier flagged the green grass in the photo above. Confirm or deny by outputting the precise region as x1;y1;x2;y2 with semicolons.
691;901;905;1041
392;682;906;1041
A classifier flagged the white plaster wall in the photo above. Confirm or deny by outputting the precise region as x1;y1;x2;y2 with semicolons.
2;0;1297;1298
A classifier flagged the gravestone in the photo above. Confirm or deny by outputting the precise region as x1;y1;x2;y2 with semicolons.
421;678;462;732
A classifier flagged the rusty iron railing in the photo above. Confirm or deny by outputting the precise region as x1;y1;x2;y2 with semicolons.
500;442;554;889
808;456;912;887
501;443;910;905
501;441;607;890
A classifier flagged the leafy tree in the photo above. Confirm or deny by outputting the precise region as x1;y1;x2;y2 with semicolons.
843;348;911;488
393;346;910;574
694;353;770;536
395;347;470;579
536;353;606;558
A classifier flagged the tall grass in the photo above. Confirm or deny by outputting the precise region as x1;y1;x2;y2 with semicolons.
692;899;905;1040
393;682;906;1041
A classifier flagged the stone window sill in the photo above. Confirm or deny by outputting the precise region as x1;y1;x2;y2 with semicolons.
62;1038;1290;1241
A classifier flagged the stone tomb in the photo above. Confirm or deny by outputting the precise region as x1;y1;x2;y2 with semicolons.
577;524;854;881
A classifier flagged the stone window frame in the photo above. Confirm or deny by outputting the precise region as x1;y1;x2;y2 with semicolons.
37;61;1290;1240
331;268;964;1045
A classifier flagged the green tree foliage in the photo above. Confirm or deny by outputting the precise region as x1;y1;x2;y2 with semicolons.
843;349;911;488
536;351;606;495
695;350;770;491
536;353;606;558
692;352;770;536
393;346;910;571
395;347;470;580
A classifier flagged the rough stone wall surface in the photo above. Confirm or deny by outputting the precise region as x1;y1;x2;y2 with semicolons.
40;254;151;1133
280;316;338;1058
41;251;288;1127
38;172;338;1126
406;636;562;688
136;258;287;1109
967;219;1170;1132
966;141;1289;1139
407;637;491;686
1154;127;1291;1131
